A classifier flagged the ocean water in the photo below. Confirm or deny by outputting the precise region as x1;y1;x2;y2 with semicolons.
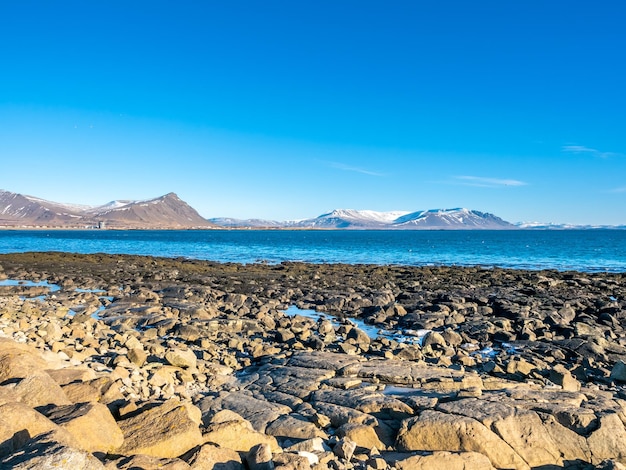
0;229;625;273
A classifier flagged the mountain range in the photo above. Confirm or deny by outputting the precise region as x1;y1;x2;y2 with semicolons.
210;208;515;229
1;190;624;230
0;190;215;229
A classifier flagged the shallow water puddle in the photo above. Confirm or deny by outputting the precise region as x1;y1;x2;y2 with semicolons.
0;279;61;292
1;279;112;319
284;305;430;345
75;288;107;294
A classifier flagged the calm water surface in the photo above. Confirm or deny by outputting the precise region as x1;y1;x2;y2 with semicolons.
0;229;625;273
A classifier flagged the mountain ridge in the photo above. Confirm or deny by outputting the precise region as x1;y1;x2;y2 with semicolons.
0;190;215;229
210;208;516;230
3;190;624;230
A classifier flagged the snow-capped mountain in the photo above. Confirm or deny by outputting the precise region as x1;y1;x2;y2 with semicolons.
289;209;413;229
0;190;215;229
517;222;626;230
393;208;514;229
209;217;286;228
211;208;516;229
0;190;85;225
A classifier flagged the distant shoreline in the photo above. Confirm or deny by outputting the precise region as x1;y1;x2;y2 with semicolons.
1;225;626;231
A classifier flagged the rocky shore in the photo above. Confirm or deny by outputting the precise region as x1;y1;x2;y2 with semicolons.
1;252;626;469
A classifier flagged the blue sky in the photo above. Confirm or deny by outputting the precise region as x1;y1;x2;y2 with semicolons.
1;1;625;224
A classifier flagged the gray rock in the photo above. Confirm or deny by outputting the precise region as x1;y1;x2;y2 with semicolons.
246;443;274;470
610;360;626;382
333;437;356;461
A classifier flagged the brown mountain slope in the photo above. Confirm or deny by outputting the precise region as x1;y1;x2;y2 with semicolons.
0;190;216;229
89;193;215;229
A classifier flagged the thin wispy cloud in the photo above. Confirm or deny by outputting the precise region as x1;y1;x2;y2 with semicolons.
325;161;386;177
609;186;626;194
562;145;622;159
453;175;528;188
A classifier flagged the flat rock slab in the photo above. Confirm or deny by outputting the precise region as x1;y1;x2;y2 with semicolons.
251;364;337;399
354;359;483;390
288;351;365;372
311;389;413;421
265;414;328;440
197;392;292;432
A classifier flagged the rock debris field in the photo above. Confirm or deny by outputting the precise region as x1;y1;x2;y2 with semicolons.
1;252;626;469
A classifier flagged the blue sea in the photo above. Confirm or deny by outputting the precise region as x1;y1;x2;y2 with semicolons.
0;229;625;273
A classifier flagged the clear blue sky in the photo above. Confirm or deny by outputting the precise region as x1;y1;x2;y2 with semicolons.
1;1;625;224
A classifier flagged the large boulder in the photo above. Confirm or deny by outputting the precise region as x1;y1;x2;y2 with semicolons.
40;402;124;453
0;338;47;381
165;348;198;369
181;443;244;470
0;430;105;469
0;402;72;457
587;413;626;464
202;411;281;453
5;373;72;408
438;398;591;467
117;399;204;458
396;410;529;470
